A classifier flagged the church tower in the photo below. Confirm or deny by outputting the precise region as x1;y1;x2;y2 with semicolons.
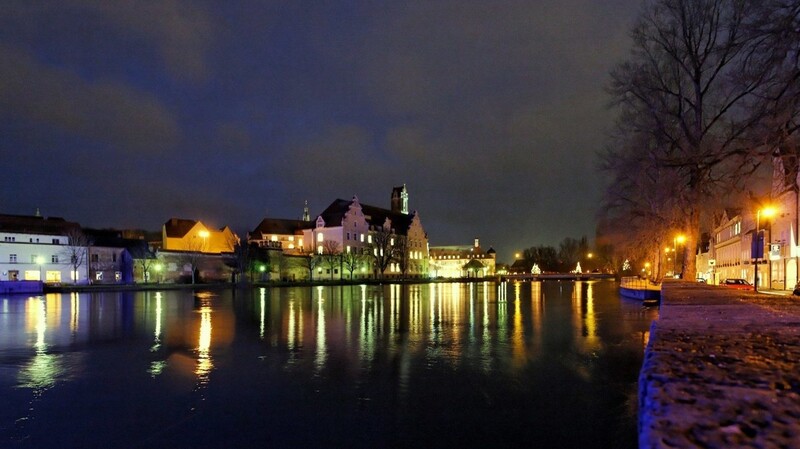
302;200;310;221
391;184;409;214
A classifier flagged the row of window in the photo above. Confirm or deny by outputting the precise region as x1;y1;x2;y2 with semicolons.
2;237;62;244
5;254;59;263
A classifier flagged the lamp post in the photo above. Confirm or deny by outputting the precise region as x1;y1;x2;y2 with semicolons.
754;207;777;293
198;230;210;252
154;263;162;284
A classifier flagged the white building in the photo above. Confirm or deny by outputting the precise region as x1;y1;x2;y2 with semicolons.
0;214;88;284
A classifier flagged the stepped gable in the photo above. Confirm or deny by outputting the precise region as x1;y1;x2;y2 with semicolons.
319;199;414;235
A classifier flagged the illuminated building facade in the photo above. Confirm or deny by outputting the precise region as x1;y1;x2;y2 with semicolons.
429;238;496;278
0;213;87;284
162;218;238;254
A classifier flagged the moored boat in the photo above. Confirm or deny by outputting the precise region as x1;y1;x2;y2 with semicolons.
619;276;660;302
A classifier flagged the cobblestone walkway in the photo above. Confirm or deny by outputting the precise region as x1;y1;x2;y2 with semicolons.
639;281;800;448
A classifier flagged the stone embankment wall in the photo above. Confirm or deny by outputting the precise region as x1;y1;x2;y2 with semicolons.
639;280;800;448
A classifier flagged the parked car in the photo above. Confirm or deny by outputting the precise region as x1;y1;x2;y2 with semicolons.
722;278;752;290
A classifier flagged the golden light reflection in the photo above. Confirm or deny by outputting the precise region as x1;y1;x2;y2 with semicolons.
19;297;61;390
585;282;599;350
196;306;213;379
70;292;79;334
531;281;543;356
511;293;525;368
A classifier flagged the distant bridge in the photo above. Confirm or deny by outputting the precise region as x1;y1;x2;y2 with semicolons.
501;273;615;282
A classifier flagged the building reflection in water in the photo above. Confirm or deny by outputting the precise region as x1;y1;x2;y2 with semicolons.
195;292;214;383
260;288;266;341
314;286;327;373
19;296;61;390
0;282;650;407
148;292;166;377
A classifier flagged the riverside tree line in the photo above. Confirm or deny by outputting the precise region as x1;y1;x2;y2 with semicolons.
599;0;800;279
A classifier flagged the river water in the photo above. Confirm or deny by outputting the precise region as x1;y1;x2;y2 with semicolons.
0;280;656;448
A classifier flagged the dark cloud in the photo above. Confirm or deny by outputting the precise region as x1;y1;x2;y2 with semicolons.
0;1;641;261
0;44;179;153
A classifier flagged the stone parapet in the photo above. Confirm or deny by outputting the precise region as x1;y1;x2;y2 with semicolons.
639;280;800;448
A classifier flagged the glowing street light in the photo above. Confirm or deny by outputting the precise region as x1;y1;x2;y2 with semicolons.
754;206;777;293
153;263;163;283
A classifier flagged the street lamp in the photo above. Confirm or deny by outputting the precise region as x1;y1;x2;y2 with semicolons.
154;263;163;284
198;230;210;252
754;207;777;293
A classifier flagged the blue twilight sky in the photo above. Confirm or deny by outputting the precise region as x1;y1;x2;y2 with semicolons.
0;1;641;262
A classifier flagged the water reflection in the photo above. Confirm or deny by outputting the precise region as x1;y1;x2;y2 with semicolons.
19;297;61;390
0;282;657;448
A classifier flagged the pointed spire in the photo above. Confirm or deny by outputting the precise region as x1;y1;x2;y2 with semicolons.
35;207;41;217
302;200;310;221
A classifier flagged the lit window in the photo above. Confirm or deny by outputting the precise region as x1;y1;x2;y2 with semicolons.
115;272;121;281
346;245;351;253
288;244;295;249
359;234;364;242
317;245;323;255
271;235;278;242
96;272;104;281
317;232;324;242
390;238;394;246
288;236;294;242
368;235;372;244
299;238;304;246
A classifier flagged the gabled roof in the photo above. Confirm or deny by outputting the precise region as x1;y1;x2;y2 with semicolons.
318;198;415;235
163;218;198;238
463;259;486;270
0;214;80;235
251;218;313;235
319;199;353;227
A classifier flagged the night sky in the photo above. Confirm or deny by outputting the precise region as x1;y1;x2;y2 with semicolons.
1;1;640;262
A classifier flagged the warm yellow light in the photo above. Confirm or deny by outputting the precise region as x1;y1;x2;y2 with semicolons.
664;247;671;253
761;207;777;218
36;256;45;265
676;235;686;244
587;253;593;259
644;262;650;268
198;230;210;238
515;253;521;259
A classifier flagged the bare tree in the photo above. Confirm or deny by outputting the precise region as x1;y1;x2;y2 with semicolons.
129;242;157;283
393;236;410;278
369;223;396;278
320;240;342;280
179;236;208;284
294;251;320;282
341;250;363;280
61;228;90;284
607;0;775;278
